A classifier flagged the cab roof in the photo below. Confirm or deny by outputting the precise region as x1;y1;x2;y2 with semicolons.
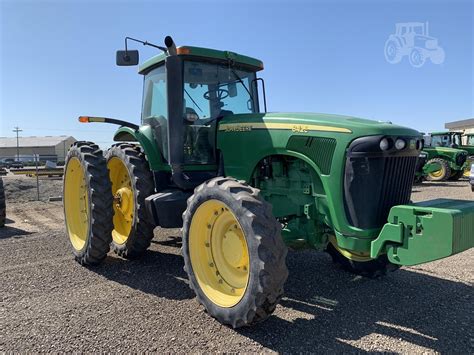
431;131;451;135
138;46;264;75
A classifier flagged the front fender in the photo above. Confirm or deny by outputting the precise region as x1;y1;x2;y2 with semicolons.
113;126;164;170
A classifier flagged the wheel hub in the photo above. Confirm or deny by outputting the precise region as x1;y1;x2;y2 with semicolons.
114;187;133;220
189;199;250;307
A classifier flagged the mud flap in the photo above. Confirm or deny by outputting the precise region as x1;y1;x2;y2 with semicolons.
371;199;474;266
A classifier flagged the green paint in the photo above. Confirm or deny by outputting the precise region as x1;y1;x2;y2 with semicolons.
371;199;474;265
97;43;473;267
139;46;263;74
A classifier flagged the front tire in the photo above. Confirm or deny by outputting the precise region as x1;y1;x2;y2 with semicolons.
426;158;451;181
326;240;399;278
182;177;288;328
106;143;155;259
63;142;114;265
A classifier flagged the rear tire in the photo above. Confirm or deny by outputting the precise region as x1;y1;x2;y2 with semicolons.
182;177;288;328
326;241;400;278
106;143;155;259
0;178;5;227
63;142;114;265
426;158;451;181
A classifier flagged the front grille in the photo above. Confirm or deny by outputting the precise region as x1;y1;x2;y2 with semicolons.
286;136;337;175
343;135;420;229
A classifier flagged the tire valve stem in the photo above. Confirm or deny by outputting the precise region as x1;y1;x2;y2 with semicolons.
231;288;235;293
218;279;223;284
243;266;247;271
209;262;214;267
207;224;211;229
205;242;210;247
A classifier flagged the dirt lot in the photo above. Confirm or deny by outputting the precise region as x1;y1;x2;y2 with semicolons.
1;175;473;353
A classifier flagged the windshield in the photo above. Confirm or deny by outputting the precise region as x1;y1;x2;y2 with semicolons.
430;134;450;147
183;61;258;121
181;60;258;165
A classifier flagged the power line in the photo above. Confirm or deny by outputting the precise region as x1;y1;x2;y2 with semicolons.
12;126;23;161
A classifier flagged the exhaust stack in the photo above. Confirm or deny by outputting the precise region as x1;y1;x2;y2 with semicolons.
165;36;177;56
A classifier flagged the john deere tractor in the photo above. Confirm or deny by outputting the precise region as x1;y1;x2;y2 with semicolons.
429;131;474;177
422;132;469;181
63;36;474;328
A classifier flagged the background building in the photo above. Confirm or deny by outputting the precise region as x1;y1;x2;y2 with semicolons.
445;118;474;132
445;118;474;143
0;135;76;162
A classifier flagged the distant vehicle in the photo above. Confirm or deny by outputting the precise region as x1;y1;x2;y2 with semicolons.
0;158;24;169
429;131;474;177
384;22;445;68
9;161;24;169
422;132;468;181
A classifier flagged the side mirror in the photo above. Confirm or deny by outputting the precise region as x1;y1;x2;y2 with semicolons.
116;50;139;66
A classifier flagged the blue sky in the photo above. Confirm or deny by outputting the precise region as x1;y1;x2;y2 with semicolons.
1;0;472;147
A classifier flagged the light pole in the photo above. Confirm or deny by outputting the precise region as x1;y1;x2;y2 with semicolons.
12;127;22;161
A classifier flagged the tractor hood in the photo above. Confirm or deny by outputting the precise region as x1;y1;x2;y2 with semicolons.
218;112;421;138
424;146;467;154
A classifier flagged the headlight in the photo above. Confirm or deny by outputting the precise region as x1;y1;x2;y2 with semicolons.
380;138;390;151
395;138;406;150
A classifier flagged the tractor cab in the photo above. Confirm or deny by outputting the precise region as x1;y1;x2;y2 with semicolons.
125;39;266;191
140;54;261;166
428;131;462;148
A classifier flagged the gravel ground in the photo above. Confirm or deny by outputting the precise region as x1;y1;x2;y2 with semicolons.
0;175;472;353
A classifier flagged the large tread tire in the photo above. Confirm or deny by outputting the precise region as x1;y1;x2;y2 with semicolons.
425;158;451;181
63;141;114;265
449;170;464;181
326;242;400;278
106;143;155;259
182;177;288;328
0;177;5;227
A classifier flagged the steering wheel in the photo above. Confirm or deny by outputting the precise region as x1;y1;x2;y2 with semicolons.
203;88;229;101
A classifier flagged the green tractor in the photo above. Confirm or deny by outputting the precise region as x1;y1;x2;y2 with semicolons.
63;36;474;328
414;151;442;183
422;132;468;181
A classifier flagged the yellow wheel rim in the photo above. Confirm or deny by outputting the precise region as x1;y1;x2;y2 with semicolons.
329;236;371;262
108;157;134;245
189;200;250;307
464;168;471;177
64;157;89;251
429;166;445;179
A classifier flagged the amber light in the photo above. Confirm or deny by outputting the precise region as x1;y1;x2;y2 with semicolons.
78;116;90;123
177;47;191;55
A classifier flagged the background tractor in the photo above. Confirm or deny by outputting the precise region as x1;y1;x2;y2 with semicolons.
429;131;474;177
63;36;474;328
384;22;445;68
422;132;469;181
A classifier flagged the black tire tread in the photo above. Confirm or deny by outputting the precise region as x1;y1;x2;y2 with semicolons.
182;177;288;328
326;242;400;278
65;141;114;265
106;143;155;259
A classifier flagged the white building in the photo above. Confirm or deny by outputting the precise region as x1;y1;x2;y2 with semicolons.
0;135;76;162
